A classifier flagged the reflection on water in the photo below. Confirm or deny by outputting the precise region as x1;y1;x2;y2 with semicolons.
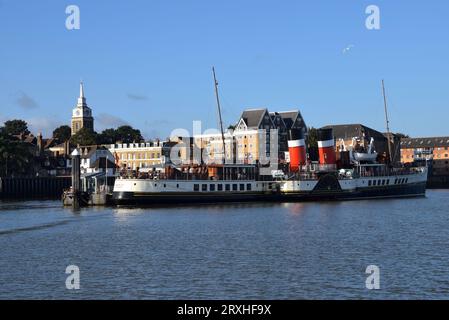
1;190;449;299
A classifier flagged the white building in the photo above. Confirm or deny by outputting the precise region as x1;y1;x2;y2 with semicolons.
67;145;116;176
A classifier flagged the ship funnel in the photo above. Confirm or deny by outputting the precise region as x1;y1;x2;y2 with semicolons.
317;128;336;165
288;129;306;172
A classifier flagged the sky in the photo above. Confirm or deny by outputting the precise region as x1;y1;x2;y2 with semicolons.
0;0;448;139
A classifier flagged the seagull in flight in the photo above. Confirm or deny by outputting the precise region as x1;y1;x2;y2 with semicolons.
342;44;355;54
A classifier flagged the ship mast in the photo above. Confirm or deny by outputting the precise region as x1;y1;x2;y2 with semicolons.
382;79;393;165
212;67;226;164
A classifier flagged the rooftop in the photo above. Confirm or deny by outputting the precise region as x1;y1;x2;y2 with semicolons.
401;137;449;149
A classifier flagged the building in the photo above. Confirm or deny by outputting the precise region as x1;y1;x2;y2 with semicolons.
233;108;307;163
400;137;449;164
400;137;449;187
108;141;165;170
322;124;400;163
71;82;94;135
165;108;307;166
66;145;116;176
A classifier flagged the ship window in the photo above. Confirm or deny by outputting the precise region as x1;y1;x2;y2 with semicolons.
386;180;390;185
373;180;376;186
382;180;386;186
225;184;230;191
368;180;372;186
240;184;245;191
378;180;381;186
210;184;215;191
394;179;397;184
218;184;223;191
232;184;238;191
176;184;179;188
405;178;409;183
247;184;252;191
202;184;207;191
194;184;199;191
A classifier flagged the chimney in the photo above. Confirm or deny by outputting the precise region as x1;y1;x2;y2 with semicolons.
317;128;336;165
37;132;43;156
287;129;306;172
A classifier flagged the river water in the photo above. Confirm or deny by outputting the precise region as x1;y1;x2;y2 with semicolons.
1;190;449;299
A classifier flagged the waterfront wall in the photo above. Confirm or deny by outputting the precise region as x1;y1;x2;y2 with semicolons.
428;175;449;189
0;176;71;199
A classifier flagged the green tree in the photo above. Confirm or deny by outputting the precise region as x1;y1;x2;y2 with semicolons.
97;128;118;145
3;119;30;136
0;128;33;176
70;127;98;146
52;125;72;143
306;127;319;161
115;125;143;143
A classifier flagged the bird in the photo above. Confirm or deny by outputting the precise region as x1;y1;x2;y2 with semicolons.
342;44;355;54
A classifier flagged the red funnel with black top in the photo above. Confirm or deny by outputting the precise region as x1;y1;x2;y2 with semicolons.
317;128;336;165
288;129;306;172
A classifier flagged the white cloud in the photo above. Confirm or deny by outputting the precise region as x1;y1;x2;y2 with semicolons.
1;114;62;137
96;113;129;131
27;117;64;137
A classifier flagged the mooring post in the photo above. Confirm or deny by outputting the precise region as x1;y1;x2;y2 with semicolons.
71;148;81;208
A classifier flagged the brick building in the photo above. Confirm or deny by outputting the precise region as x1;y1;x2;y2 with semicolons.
400;137;449;187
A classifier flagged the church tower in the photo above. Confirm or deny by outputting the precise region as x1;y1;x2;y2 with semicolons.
71;81;94;136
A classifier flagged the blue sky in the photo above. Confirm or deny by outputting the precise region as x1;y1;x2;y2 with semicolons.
0;0;448;139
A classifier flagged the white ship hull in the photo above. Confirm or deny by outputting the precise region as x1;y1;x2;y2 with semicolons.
112;167;428;204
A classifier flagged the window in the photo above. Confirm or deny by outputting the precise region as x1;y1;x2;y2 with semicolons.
373;180;377;186
394;179;398;184
386;180;390;185
218;184;223;191
378;180;381;186
163;184;166;188
210;184;215;191
202;184;207;191
232;184;238;191
225;184;230;191
247;184;252;191
194;184;199;191
405;178;409;183
240;184;245;191
176;184;179;188
368;180;372;186
382;180;386;186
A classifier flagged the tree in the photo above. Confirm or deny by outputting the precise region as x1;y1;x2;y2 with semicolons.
70;127;98;146
115;125;143;143
3;119;30;136
306;127;319;161
97;128;118;145
53;125;72;143
0;127;33;176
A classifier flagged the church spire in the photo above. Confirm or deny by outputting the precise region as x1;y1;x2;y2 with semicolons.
72;80;94;135
77;81;87;107
79;81;84;98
